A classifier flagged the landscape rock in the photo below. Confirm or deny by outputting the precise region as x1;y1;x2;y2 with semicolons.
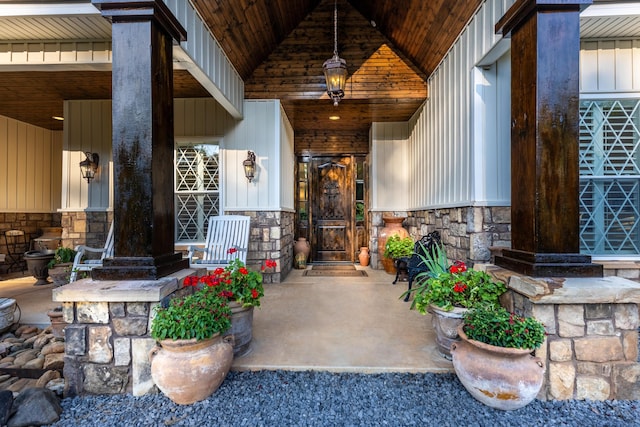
43;353;64;370
41;341;65;356
45;379;65;397
8;387;61;427
35;370;61;388
14;326;37;337
23;357;44;370
0;390;13;426
32;335;52;350
13;349;39;367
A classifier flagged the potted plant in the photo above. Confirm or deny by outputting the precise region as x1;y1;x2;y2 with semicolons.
384;235;414;281
185;254;276;357
451;306;546;411
149;285;234;405
383;235;414;260
403;244;506;358
47;246;77;286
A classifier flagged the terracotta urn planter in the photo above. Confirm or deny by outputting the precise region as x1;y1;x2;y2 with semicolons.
293;237;310;269
451;325;545;411
429;304;467;359
149;334;233;405
227;301;254;357
377;216;408;274
358;247;370;266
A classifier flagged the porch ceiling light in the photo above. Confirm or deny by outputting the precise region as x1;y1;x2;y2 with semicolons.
243;151;256;183
79;152;99;184
323;0;347;107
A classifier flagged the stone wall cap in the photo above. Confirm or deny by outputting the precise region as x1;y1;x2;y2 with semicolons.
52;269;196;302
486;265;640;304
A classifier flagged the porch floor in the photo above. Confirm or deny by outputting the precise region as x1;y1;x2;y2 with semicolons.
0;266;453;374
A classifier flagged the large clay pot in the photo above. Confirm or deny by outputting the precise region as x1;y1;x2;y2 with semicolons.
378;216;409;274
358;247;370;266
451;326;545;411
293;237;311;268
227;301;254;357
149;334;233;405
429;304;467;359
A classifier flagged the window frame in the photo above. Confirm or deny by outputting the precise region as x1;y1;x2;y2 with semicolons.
174;137;222;244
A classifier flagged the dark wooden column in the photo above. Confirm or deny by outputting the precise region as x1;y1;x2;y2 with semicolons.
494;0;602;277
91;0;189;279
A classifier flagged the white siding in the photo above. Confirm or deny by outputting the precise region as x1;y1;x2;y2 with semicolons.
62;100;112;211
0;115;62;212
63;98;233;211
280;105;295;211
401;0;515;209
370;122;409;210
222;100;284;211
580;39;640;93
164;0;244;119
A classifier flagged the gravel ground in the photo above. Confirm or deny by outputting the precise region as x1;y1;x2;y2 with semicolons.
51;371;638;427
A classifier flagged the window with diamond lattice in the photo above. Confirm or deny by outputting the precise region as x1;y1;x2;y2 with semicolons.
579;99;640;255
175;143;220;242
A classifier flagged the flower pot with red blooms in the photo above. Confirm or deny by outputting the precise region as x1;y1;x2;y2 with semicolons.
451;306;546;410
149;287;233;404
184;257;276;357
402;245;506;358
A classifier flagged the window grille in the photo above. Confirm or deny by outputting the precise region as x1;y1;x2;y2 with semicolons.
175;143;220;242
579;99;640;255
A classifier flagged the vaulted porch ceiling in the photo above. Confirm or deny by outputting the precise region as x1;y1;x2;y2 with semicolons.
0;0;484;134
0;0;631;136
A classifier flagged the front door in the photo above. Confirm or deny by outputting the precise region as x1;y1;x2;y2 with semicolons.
311;156;353;262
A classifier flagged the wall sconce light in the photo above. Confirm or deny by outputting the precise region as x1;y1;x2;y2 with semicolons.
79;152;99;183
243;151;256;183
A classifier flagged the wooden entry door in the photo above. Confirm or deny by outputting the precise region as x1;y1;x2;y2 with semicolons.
311;157;353;262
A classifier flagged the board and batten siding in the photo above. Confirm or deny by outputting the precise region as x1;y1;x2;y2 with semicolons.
370;122;409;211
405;0;515;210
280;103;295;211
580;39;640;94
63;98;234;211
0;115;62;212
223;100;293;211
165;0;244;119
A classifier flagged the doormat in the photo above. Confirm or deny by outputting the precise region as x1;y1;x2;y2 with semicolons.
310;264;356;271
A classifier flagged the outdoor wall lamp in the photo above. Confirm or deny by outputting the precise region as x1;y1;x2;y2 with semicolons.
243;151;256;183
79;152;99;183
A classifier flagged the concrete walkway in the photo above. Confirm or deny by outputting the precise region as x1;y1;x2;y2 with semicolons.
0;266;453;373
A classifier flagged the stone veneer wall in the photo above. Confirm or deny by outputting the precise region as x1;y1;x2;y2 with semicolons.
58;272;194;397
60;211;112;251
0;212;61;271
486;265;640;400
227;210;294;283
368;207;511;269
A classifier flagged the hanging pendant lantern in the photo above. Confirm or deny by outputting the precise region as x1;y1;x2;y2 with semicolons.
323;0;347;107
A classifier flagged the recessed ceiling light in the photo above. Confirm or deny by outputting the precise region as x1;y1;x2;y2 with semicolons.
52;116;64;121
329;115;340;121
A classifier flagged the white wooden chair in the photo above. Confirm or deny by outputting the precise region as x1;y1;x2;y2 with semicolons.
188;215;251;270
70;222;114;282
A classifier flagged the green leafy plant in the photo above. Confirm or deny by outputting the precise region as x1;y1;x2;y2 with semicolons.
47;246;77;269
406;257;506;313
150;287;232;341
185;255;276;308
384;235;414;259
462;306;546;350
